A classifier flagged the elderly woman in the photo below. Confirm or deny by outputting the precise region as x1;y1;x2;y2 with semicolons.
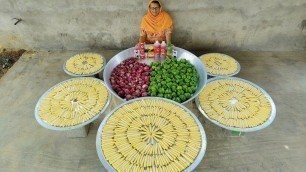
139;0;173;44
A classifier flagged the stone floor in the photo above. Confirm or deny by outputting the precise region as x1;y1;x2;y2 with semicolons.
0;50;305;172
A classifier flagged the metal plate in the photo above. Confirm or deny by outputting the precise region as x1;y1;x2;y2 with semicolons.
35;77;111;131
63;53;106;77
103;46;207;104
195;77;276;132
199;53;241;77
96;97;207;171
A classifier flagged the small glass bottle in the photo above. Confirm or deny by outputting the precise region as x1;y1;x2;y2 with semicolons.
166;41;173;58
153;41;160;61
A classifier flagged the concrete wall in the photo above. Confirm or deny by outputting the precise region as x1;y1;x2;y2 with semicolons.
0;0;306;51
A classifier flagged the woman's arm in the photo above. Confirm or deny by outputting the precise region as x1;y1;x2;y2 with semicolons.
166;33;172;44
165;27;173;43
139;28;147;43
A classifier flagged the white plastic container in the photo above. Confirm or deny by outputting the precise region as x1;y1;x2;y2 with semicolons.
160;41;167;61
153;41;160;61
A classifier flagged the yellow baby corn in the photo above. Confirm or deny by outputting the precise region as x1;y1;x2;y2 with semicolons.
65;53;104;75
38;78;108;127
101;99;202;171
200;53;239;76
198;78;271;128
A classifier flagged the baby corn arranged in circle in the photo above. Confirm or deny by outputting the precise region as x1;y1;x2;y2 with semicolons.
38;78;109;127
65;53;104;75
100;99;202;172
198;78;271;128
200;53;239;76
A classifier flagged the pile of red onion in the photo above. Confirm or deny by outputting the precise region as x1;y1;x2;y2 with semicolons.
110;58;152;100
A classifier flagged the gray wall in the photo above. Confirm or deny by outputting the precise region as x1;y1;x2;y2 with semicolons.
0;0;306;51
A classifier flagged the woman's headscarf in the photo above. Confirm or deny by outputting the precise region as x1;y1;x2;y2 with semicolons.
140;0;173;33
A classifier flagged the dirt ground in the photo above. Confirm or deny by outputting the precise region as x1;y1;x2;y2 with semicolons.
0;49;26;79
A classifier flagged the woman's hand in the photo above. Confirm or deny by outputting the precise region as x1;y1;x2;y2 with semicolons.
139;36;146;44
166;33;172;45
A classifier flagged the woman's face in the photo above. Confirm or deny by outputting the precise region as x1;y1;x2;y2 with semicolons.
150;2;160;16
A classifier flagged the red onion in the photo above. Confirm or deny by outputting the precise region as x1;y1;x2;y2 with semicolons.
142;84;148;90
130;88;135;93
136;85;142;90
124;89;131;94
112;84;119;90
141;92;147;97
141;88;147;93
118;91;125;97
119;82;125;87
126;94;132;100
110;57;151;100
144;76;150;81
144;66;150;72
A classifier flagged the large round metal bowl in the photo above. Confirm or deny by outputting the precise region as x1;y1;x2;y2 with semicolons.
199;53;241;78
35;77;111;131
96;97;207;171
103;46;207;104
63;53;106;77
195;77;276;132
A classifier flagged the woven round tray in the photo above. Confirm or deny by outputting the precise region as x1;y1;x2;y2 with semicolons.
96;97;206;172
199;53;240;77
35;77;111;131
63;53;106;77
196;77;276;132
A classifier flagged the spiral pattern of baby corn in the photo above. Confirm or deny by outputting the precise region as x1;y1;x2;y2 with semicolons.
65;53;104;75
200;53;239;76
198;78;271;128
100;99;202;172
38;78;109;127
